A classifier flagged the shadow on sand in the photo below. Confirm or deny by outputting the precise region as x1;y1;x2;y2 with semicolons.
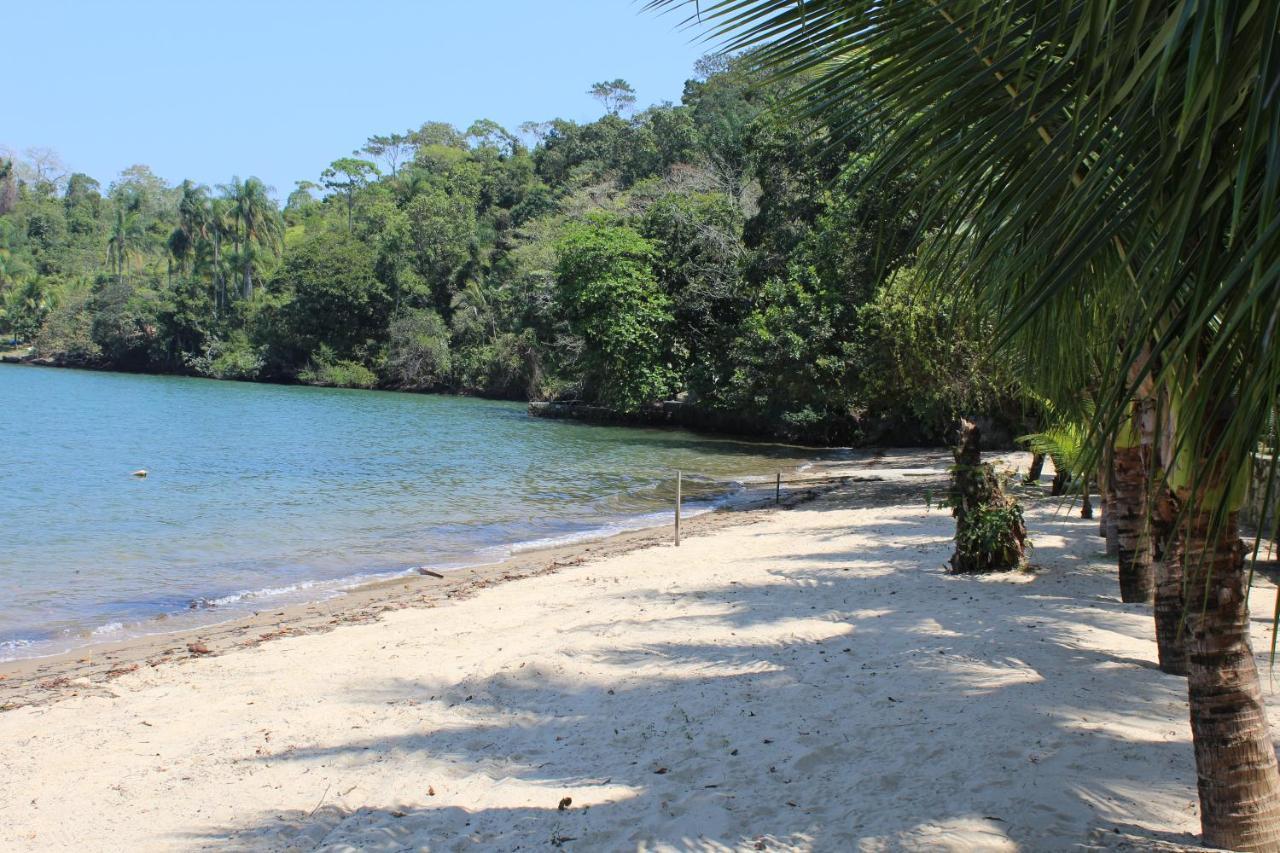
184;480;1208;852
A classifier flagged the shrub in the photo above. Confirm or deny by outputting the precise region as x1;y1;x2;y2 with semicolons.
186;331;264;380
386;309;451;389
299;345;378;389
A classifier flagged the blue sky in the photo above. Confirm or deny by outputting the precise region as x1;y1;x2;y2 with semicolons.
5;1;710;198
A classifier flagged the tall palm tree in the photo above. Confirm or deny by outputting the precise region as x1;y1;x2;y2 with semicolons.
177;181;210;269
168;181;211;281
223;177;282;301
650;2;1280;848
106;203;144;286
205;196;233;315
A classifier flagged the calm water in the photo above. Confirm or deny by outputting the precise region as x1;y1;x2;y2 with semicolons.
0;365;838;660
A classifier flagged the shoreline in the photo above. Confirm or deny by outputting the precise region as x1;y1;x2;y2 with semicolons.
1;358;995;448
1;452;1234;850
0;486;738;665
0;467;866;712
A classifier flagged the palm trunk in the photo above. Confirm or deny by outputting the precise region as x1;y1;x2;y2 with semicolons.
949;417;1027;573
1102;451;1121;556
213;231;223;316
1098;455;1110;537
1050;462;1068;496
1025;452;1046;484
1153;481;1189;675
1180;503;1280;850
1113;442;1155;603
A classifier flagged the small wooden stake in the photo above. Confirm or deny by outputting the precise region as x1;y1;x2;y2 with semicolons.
776;472;781;505
675;470;682;546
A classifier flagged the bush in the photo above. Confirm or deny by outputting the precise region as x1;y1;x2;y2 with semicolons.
186;331;264;380
850;267;1020;442
453;331;537;398
273;231;390;363
299;345;378;389
33;285;99;363
386;309;451;389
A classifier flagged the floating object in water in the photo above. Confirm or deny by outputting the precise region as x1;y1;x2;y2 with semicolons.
132;469;148;478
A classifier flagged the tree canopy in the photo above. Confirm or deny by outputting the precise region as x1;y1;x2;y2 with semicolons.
0;56;1020;444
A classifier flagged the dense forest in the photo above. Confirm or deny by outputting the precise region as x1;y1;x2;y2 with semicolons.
0;56;1019;444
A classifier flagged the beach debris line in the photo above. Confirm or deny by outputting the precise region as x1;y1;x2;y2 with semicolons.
186;642;212;656
416;568;445;579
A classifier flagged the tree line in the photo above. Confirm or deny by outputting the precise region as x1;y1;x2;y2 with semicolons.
0;60;1019;445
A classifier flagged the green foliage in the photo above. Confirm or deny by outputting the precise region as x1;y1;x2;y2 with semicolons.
453;330;536;399
555;220;674;411
1;277;50;342
653;0;1280;530
405;189;474;313
33;286;98;363
321;158;380;230
588;79;637;116
953;497;1028;570
718;267;855;443
88;278;163;368
386;308;451;389
299;344;379;389
1;54;1022;446
272;230;389;363
851;267;1018;441
186;330;264;380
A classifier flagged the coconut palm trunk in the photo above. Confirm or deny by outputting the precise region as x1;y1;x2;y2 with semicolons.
1025;452;1046;484
213;229;223;316
1180;502;1280;850
949;417;1027;573
1152;480;1189;676
1112;441;1155;603
1101;449;1121;556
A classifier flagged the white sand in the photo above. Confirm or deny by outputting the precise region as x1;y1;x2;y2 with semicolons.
0;458;1260;851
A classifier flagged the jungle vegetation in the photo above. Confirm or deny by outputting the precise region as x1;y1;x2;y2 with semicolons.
0;60;1018;446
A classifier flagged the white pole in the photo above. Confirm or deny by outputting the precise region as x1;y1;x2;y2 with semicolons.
675;470;682;546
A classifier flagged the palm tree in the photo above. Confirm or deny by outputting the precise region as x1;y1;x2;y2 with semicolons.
176;181;210;270
206;196;233;315
224;177;282;301
106;203;144;286
650;2;1280;848
168;181;211;283
1020;419;1088;507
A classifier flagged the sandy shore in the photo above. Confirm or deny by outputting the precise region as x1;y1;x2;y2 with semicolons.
0;450;1253;850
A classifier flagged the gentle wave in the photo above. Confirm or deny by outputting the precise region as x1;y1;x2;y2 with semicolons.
1;366;837;665
0;484;765;664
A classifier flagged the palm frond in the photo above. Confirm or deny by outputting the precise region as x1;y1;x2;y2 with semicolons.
649;0;1280;518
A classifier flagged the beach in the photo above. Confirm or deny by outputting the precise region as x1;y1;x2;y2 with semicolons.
0;451;1248;850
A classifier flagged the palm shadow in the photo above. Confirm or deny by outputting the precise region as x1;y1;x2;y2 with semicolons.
182;481;1213;851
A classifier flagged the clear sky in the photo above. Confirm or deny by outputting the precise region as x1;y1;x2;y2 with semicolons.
5;0;710;198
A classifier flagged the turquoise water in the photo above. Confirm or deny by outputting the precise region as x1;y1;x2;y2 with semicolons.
0;364;837;660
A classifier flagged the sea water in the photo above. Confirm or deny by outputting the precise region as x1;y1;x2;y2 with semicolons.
0;364;838;660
